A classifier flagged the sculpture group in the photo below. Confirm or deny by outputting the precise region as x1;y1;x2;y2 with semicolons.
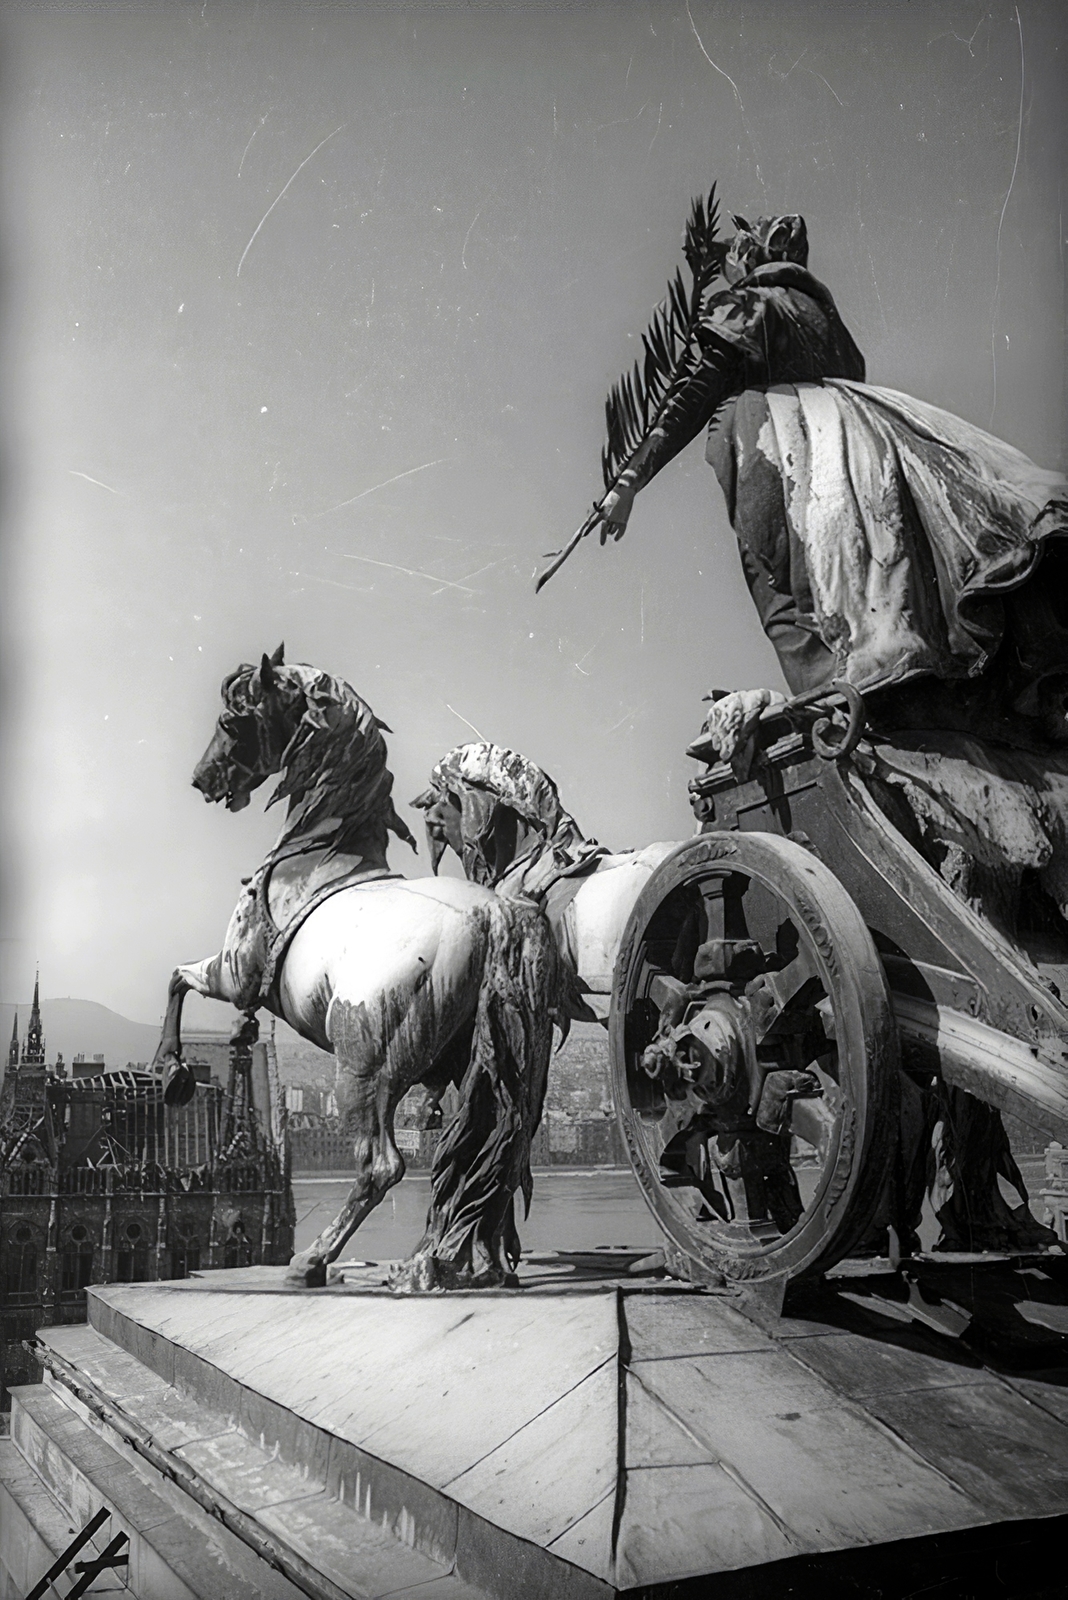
154;194;1068;1293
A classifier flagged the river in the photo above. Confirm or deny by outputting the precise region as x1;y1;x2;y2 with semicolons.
293;1169;661;1259
293;1155;1050;1260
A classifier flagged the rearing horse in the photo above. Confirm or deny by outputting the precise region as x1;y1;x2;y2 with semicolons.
153;649;574;1289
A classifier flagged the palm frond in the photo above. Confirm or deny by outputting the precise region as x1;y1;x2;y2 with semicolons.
535;188;725;593
601;187;724;487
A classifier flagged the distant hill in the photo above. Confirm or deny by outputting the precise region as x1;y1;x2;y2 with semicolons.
0;1002;612;1118
0;997;332;1080
1;998;161;1068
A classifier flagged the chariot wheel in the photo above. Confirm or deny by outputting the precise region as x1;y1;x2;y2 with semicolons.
610;832;899;1284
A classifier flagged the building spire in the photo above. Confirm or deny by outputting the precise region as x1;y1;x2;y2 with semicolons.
22;968;45;1066
7;1011;18;1071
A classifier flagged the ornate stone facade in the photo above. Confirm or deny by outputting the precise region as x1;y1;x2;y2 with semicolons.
1;1001;293;1407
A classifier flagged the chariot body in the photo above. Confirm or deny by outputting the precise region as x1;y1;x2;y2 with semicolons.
609;690;1068;1289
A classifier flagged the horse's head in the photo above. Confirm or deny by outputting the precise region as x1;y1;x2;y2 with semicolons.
193;644;301;811
195;647;418;859
412;743;586;887
411;784;466;875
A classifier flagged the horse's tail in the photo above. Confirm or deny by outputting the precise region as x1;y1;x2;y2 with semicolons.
404;897;570;1289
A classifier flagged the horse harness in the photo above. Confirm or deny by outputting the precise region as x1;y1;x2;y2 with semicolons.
251;855;400;1009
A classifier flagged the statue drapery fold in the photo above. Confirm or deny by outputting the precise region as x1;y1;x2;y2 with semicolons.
709;377;1068;697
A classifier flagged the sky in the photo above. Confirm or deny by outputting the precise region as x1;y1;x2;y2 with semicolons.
1;0;1065;1027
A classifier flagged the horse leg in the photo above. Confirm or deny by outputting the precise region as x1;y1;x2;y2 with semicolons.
286;1003;410;1287
420;1022;474;1129
152;969;196;1106
151;952;238;1106
395;899;561;1293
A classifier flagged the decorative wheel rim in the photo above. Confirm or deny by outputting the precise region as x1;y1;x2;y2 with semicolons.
610;832;898;1282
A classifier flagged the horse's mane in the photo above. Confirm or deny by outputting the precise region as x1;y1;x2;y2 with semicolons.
421;743;577;834
227;661;417;860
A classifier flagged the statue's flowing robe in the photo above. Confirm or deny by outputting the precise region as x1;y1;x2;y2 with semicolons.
709;377;1067;699
627;259;1068;706
626;260;1068;932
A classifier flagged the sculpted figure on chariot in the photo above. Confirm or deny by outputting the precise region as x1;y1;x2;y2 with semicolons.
543;199;1066;756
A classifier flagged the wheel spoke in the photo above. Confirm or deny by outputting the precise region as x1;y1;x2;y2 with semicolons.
748;947;822;1041
647;971;688;1011
788;1094;836;1164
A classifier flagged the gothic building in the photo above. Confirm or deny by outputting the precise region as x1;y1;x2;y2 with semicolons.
0;981;294;1408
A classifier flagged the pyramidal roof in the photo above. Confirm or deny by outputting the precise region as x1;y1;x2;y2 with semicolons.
82;1277;1036;1590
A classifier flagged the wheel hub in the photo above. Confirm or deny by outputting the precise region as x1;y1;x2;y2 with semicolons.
635;938;830;1234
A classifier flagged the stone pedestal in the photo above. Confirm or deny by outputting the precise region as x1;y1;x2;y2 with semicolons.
2;1262;1067;1598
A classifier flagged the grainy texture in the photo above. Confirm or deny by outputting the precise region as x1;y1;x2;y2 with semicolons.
57;1278;1068;1592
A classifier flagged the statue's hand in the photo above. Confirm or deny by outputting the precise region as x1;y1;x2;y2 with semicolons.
693;687;787;765
599;483;634;541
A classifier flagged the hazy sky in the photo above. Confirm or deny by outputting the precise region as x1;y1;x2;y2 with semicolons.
1;0;1065;1026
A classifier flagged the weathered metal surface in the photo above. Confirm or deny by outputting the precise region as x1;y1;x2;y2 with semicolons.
25;1276;1062;1595
610;831;898;1284
894;995;1068;1136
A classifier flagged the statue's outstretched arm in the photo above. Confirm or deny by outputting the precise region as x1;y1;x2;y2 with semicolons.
600;343;742;537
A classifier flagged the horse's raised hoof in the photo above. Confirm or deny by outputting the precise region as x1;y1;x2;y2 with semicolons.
285;1252;328;1288
158;1054;197;1108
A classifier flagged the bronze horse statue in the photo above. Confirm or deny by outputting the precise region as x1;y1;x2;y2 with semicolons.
153;649;575;1289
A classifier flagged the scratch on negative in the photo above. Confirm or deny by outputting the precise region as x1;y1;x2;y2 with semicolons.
685;0;744;110
647;103;663;159
297;572;375;595
429;556;511;596
574;636;604;671
807;69;843;106
237;124;346;276
238;111;271;178
447;704;487;741
605;705;641;734
776;50;844;107
461;210;482;270
990;5;1025;427
339;554;477;595
309;459;448;520
70;470;121;495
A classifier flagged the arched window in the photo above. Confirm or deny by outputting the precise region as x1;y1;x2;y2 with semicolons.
60;1223;94;1294
116;1220;150;1283
4;1224;39;1303
170;1235;201;1279
223;1222;253;1269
